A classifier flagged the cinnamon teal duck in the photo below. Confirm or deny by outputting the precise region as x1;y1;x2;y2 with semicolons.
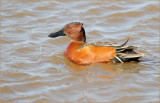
48;22;144;65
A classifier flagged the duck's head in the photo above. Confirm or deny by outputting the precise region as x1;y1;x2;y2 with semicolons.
49;22;86;42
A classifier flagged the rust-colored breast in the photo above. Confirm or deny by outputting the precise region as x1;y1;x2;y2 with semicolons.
65;41;116;65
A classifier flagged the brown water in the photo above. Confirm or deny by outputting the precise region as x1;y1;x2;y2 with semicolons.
1;0;159;103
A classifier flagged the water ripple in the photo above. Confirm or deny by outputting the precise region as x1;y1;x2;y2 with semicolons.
1;0;159;103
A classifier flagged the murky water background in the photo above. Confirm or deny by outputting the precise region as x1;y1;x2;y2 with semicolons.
1;0;159;103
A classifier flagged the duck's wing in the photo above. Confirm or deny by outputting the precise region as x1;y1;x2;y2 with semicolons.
82;38;129;48
82;38;144;62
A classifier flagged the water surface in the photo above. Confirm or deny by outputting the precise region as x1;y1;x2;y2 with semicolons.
1;0;159;103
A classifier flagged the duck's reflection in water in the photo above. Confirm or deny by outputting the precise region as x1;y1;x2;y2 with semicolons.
65;56;144;81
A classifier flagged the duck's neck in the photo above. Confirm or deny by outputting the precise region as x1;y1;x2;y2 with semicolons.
67;40;85;49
